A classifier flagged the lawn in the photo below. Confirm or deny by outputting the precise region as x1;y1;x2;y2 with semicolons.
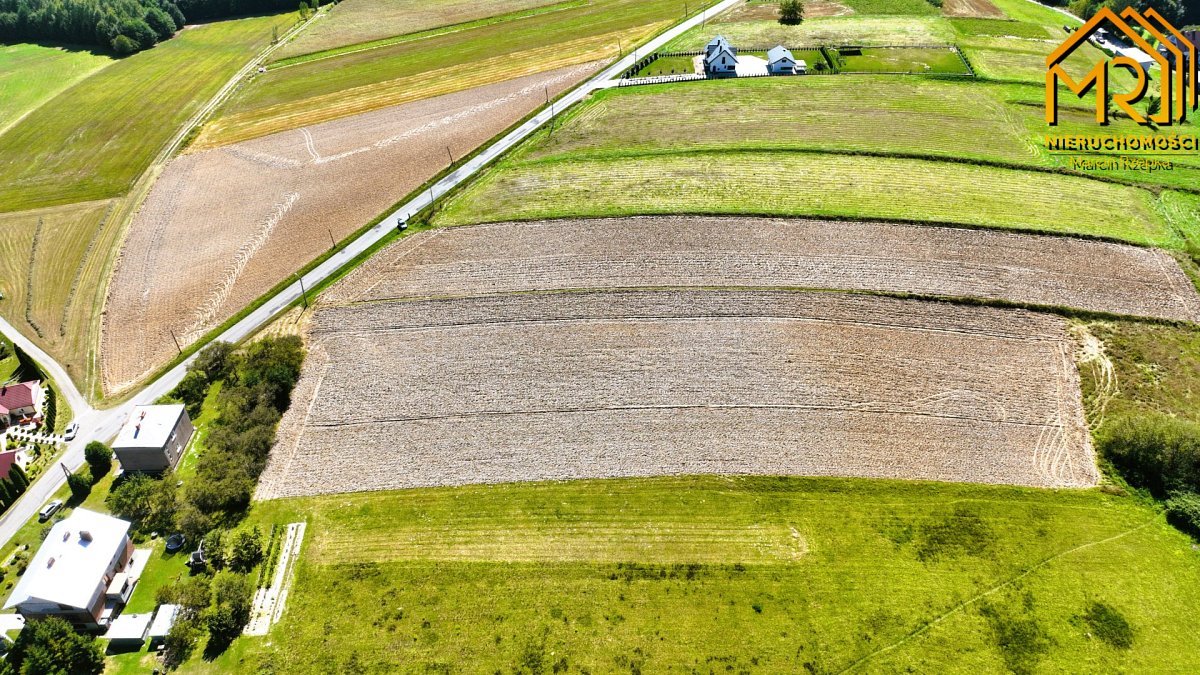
0;43;112;137
634;54;699;76
273;0;584;60
840;0;938;14
196;0;689;147
434;148;1182;246
0;201;120;394
0;12;298;213
836;46;970;73
949;16;1054;38
173;476;1200;673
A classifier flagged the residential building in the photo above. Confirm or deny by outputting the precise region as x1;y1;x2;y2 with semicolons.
112;404;194;473
767;46;797;74
0;380;42;426
704;37;738;75
4;509;135;630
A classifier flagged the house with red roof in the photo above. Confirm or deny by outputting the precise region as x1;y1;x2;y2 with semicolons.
0;380;43;427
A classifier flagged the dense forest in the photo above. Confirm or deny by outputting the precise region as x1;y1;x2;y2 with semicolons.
1050;0;1195;27
0;0;319;54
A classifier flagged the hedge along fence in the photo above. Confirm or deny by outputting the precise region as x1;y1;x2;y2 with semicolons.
620;50;704;79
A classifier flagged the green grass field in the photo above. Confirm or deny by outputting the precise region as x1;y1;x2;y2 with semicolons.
0;44;112;136
198;0;688;147
666;16;956;49
949;16;1053;38
0;13;296;213
840;0;938;15
175;475;1200;673
434;149;1180;245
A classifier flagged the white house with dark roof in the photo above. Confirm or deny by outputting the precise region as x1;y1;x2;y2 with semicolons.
113;404;194;473
704;36;738;75
4;509;136;630
767;45;797;74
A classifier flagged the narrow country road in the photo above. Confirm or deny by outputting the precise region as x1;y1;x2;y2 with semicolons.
0;0;740;550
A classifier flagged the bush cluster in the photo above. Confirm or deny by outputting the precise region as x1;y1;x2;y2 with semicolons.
1099;413;1200;497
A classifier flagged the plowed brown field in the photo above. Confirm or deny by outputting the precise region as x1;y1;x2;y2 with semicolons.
100;63;596;395
257;290;1097;499
327;217;1200;322
944;0;1005;18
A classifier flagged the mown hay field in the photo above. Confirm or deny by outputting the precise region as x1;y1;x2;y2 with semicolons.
198;0;687;147
665;16;955;49
328;217;1200;322
521;77;1200;190
0;201;121;391
434;150;1180;246
274;0;571;59
0;12;297;213
259;290;1096;498
838;46;969;73
218;476;1200;673
0;43;112;136
100;64;594;396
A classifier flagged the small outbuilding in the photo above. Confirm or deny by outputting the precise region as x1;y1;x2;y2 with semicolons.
113;404;194;473
104;612;152;647
767;46;797;74
147;604;180;646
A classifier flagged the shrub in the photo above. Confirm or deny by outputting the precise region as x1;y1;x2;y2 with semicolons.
111;34;139;54
6;616;104;674
778;0;804;25
106;473;177;533
84;441;113;480
206;571;255;653
1166;491;1200;538
228;527;264;573
1099;413;1200;497
67;469;92;500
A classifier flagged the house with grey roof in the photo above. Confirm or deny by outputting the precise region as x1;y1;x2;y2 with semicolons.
767;46;798;74
704;36;738;75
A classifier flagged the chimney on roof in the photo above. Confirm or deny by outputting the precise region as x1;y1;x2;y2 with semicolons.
79;530;92;542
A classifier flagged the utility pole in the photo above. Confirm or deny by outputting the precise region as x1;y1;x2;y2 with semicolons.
445;146;454;165
617;38;623;56
169;329;182;355
292;273;308;309
327;227;336;249
61;462;70;479
545;85;549;105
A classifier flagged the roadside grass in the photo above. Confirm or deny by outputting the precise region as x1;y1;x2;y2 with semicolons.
174;476;1200;673
664;16;956;49
0;201;119;391
434;149;1178;246
0;43;112;137
196;0;688;147
985;0;1075;24
273;0;585;62
0;12;297;213
838;46;970;72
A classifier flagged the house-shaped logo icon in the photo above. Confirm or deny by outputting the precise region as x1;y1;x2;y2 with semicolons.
1046;6;1196;126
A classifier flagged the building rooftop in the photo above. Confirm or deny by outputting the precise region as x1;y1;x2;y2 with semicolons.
114;404;186;450
768;45;794;62
4;509;131;611
105;612;151;641
148;604;179;638
0;381;38;416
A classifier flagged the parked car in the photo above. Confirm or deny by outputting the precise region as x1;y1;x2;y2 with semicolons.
38;500;63;522
63;423;79;441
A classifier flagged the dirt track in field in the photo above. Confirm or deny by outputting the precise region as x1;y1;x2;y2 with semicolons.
943;0;1005;18
257;290;1097;499
100;63;597;395
326;217;1200;323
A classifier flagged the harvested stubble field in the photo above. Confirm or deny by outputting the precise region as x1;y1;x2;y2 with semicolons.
0;200;121;387
258;290;1097;499
327;217;1200;322
100;64;594;395
434;150;1179;246
274;0;572;59
199;0;685;147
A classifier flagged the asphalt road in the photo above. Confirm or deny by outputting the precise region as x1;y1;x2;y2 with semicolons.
0;0;739;550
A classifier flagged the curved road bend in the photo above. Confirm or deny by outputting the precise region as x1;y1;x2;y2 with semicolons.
0;0;741;549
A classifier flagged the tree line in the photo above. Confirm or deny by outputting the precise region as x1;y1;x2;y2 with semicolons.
0;0;326;55
1047;0;1193;27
